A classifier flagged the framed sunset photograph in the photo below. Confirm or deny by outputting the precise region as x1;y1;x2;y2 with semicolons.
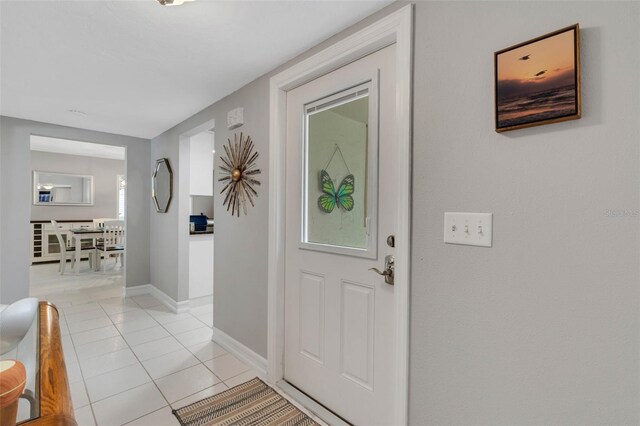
495;24;581;132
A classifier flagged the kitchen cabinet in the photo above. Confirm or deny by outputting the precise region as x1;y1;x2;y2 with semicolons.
189;234;214;300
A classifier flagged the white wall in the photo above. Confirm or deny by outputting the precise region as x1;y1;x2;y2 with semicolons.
191;196;213;218
189;132;214;196
409;2;640;424
30;151;125;221
0;116;151;303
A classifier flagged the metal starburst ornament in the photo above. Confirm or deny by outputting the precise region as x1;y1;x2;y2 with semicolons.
218;132;261;217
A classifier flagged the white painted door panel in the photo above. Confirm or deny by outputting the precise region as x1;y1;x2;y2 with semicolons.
284;45;396;425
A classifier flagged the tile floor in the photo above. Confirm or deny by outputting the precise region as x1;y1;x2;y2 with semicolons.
48;289;261;425
30;261;326;426
30;260;124;304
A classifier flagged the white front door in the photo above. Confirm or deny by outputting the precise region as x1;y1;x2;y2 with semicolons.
284;45;397;425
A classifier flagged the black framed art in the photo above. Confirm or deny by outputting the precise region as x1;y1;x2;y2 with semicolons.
495;24;581;132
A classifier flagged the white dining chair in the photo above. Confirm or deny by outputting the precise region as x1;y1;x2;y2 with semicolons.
92;217;116;247
96;220;125;272
93;218;117;228
51;220;95;275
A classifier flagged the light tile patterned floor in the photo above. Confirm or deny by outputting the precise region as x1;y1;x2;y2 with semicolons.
57;293;261;425
30;262;326;426
30;269;257;426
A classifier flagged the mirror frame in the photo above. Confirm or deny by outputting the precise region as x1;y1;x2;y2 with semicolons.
152;158;173;213
32;171;95;206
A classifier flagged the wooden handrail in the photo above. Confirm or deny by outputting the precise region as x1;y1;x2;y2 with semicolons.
23;302;77;426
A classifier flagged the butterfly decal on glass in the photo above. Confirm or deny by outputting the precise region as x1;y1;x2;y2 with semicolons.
317;169;355;213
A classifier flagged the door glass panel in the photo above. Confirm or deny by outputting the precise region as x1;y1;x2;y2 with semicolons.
303;86;371;252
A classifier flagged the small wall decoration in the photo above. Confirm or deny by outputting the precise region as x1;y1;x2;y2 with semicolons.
152;158;173;213
218;132;261;217
495;24;580;132
317;145;355;213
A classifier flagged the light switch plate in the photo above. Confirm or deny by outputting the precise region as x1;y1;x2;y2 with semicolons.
227;107;244;130
444;212;493;247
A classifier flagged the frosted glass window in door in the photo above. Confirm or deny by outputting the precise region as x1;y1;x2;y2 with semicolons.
303;87;373;252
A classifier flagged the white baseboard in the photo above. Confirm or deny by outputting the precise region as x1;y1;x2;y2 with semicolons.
212;327;268;376
189;294;213;308
124;284;152;297
125;284;190;314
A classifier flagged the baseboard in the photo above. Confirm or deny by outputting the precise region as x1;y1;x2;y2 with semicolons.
189;294;213;308
124;284;153;297
125;284;190;314
212;327;268;376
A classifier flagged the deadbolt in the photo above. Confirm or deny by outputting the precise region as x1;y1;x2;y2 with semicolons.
386;235;395;248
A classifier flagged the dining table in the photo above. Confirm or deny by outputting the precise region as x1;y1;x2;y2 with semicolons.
68;227;103;274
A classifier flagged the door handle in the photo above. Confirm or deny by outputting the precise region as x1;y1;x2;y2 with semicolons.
369;255;394;285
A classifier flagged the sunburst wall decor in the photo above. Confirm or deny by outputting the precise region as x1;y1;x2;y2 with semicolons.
218;132;261;217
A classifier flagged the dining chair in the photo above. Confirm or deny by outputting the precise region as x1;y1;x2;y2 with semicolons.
92;217;116;246
96;220;125;272
92;218;117;228
50;220;95;275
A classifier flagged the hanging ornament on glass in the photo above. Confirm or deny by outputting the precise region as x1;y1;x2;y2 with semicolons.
218;132;261;217
317;145;355;214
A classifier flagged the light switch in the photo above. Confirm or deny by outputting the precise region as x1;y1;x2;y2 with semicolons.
227;107;244;130
444;212;493;247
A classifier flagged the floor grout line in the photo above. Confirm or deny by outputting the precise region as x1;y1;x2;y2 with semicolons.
93;296;221;424
65;305;101;426
85;294;157;425
35;266;232;426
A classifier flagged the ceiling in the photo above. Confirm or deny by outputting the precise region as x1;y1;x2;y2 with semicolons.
30;135;126;160
0;0;391;139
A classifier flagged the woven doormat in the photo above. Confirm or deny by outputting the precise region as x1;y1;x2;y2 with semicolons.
172;377;319;426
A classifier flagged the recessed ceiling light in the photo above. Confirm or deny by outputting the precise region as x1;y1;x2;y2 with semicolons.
156;0;195;6
68;109;87;117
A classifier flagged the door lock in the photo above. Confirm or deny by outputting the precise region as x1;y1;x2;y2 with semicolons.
369;255;395;285
386;235;395;248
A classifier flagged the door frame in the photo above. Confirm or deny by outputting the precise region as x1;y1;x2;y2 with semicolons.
267;4;413;424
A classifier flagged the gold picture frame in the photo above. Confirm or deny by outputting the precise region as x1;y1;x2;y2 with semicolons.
495;24;581;132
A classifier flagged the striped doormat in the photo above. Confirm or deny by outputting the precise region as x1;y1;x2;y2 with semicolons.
172;377;319;426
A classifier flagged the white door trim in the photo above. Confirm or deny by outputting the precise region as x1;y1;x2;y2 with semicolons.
267;5;413;424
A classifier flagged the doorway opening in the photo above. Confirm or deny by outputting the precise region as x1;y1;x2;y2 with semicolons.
177;117;215;327
29;135;127;303
187;128;215;307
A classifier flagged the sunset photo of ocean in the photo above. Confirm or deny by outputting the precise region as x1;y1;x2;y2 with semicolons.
495;26;579;131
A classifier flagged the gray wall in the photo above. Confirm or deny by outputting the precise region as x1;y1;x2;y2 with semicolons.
148;1;640;423
149;2;404;358
149;77;271;353
0;116;151;303
30;151;125;221
410;1;640;424
149;127;183;301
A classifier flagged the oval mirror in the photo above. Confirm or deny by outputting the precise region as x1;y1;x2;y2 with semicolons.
152;158;173;213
